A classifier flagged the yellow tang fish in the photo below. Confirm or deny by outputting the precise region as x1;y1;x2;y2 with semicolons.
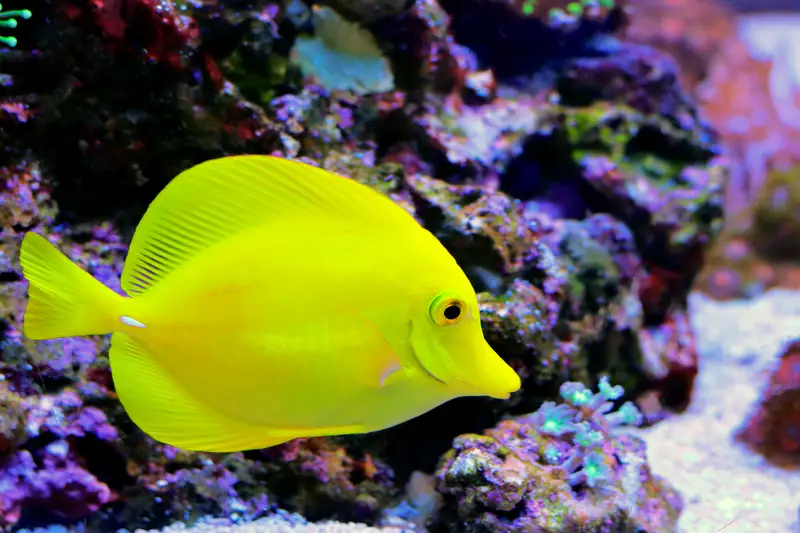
19;155;521;453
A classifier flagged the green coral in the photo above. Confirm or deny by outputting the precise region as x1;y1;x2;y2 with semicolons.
538;403;575;436
0;4;30;48
522;0;616;21
521;0;537;16
531;376;643;488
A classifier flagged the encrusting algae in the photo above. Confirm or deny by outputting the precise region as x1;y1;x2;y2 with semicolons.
19;155;521;453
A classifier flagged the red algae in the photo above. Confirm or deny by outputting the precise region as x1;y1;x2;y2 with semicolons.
737;339;800;466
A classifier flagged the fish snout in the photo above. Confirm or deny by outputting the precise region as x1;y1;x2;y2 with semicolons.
459;343;521;400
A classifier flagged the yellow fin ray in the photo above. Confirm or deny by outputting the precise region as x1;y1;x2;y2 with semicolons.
109;332;292;452
20;232;123;340
120;155;420;296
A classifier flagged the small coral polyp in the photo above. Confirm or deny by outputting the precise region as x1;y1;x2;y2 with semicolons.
0;4;31;48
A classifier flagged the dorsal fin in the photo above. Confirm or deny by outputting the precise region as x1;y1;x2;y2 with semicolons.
120;155;418;296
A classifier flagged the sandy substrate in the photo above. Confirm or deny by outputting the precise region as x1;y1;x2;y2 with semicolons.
634;290;800;533
139;520;388;533
131;512;415;533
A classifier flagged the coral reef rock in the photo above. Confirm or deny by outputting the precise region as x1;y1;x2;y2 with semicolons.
0;0;726;530
736;338;800;466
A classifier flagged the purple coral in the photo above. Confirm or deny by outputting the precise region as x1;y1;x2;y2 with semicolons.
0;390;119;526
0;447;112;526
25;390;118;442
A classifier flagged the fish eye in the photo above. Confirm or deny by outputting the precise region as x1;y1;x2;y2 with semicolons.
444;304;460;320
429;293;467;326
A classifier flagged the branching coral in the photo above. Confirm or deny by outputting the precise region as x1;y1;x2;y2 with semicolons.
0;4;30;48
531;376;643;488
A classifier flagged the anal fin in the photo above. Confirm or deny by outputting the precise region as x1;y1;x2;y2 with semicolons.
109;333;291;452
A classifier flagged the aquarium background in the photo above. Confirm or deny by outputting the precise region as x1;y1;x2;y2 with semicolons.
0;0;799;532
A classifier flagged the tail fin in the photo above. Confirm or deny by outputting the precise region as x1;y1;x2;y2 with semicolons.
20;232;124;340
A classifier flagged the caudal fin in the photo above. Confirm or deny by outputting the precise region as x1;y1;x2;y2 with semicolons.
20;232;123;340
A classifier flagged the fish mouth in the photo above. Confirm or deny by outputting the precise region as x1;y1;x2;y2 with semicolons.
455;378;515;400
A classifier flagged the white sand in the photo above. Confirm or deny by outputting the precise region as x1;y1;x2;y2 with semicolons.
134;514;414;533
635;290;800;533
